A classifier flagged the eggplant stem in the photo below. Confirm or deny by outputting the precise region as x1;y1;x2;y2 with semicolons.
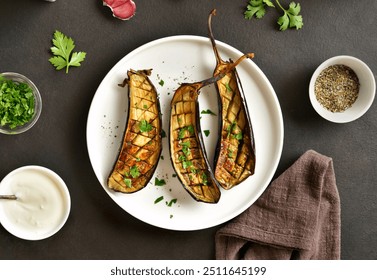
208;9;223;65
199;52;253;88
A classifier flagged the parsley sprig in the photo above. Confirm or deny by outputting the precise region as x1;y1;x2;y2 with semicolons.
49;30;87;73
244;0;303;31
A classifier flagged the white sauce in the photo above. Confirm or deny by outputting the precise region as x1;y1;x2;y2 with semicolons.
0;168;68;239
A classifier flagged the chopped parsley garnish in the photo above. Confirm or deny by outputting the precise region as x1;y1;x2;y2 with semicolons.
201;172;208;185
0;76;35;129
187;125;194;134
233;132;243;140
129;165;140;178
161;129;166;138
139;119;153;133
123;178;132;188
182;160;193;169
201;109;217;116
226;121;237;138
227;148;234;158
159;79;164;86
180;140;191;155
225;83;233;92
178;155;186;162
178;125;194;139
166;198;177;207
154;177;166;186
154;196;164;204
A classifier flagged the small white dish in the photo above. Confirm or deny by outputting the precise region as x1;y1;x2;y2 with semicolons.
309;55;375;123
0;166;70;240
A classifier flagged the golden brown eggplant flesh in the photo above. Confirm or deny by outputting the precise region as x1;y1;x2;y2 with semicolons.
108;69;162;193
170;82;221;203
209;9;256;190
169;53;253;203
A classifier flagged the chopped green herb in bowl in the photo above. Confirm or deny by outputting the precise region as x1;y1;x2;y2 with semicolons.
0;73;42;134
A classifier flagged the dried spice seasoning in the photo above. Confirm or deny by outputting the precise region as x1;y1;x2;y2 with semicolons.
314;64;360;112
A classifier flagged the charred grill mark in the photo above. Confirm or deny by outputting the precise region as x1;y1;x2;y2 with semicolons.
108;69;162;193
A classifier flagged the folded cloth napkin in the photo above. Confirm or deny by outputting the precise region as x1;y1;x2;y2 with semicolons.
215;150;341;260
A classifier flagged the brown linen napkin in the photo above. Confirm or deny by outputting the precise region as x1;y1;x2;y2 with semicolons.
215;150;341;260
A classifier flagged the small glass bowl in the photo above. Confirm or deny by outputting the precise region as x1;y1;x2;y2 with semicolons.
0;72;42;134
309;56;375;123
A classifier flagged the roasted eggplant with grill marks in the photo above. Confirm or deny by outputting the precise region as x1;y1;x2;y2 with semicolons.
108;69;162;193
208;10;256;190
169;53;253;203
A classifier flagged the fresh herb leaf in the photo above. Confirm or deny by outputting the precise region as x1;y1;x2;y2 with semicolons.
159;79;164;86
244;0;303;31
139;119;153;133
233;132;243;140
154;196;164;204
178;155;186;162
227;148;234;158
178;154;193;170
178;128;185;139
277;2;303;30
187;125;194;135
123;178;132;188
180;141;191;155
161;129;166;138
166;198;177;207
201;109;217;116
49;30;86;73
178;125;194;139
225;83;233;92
182;160;193;169
129;165;140;178
244;0;274;19
201;172;208;186
226;121;237;138
203;130;210;137
154;177;166;186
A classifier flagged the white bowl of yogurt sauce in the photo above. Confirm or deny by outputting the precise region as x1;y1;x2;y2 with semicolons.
0;166;70;240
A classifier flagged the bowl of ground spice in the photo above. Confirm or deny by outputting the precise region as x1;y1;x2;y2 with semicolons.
309;55;375;123
0;72;42;134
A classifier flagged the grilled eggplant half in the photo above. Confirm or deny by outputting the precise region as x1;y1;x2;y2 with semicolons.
108;69;162;193
208;10;256;190
169;53;253;203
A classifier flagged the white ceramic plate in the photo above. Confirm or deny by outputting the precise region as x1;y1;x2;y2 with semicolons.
86;35;283;230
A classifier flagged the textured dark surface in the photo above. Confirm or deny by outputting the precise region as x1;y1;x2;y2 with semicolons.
0;0;376;260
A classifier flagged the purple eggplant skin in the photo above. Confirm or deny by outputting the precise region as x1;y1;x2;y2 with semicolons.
108;69;162;193
208;9;256;190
